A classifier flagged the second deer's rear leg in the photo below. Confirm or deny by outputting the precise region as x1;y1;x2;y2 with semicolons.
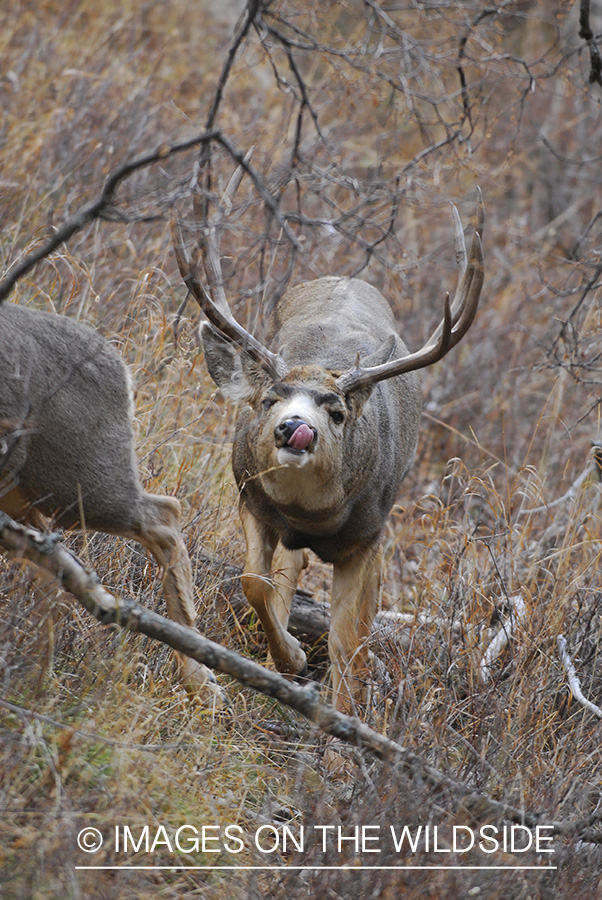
135;492;226;704
239;503;308;676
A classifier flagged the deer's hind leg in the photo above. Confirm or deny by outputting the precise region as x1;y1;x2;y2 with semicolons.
132;492;226;704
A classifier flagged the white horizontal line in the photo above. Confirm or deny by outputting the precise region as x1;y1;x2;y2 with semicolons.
75;865;557;871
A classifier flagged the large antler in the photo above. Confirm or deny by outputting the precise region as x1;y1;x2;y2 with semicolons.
172;154;287;380
336;192;485;395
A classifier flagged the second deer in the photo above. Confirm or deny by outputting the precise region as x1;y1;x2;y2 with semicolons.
0;301;224;703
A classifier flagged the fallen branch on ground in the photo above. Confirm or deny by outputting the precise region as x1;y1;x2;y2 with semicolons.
557;633;602;720
480;594;528;683
517;445;602;517
2;510;601;843
199;548;422;652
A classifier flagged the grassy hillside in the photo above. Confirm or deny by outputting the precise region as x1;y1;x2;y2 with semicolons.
1;1;601;897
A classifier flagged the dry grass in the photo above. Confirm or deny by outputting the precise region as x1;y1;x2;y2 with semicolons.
2;1;602;897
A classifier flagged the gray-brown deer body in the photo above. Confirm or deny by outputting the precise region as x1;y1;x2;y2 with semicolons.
175;192;483;716
0;301;221;700
203;278;422;710
233;278;421;564
230;278;421;563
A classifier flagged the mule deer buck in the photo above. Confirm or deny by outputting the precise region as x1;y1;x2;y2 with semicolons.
0;301;223;702
174;187;484;719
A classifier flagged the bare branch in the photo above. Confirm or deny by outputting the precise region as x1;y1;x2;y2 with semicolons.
204;0;263;133
0;129;299;305
579;0;602;89
0;131;218;303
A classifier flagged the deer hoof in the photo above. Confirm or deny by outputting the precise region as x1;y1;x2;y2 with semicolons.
177;657;230;709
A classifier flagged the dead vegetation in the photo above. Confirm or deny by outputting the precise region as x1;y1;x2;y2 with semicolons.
1;1;602;897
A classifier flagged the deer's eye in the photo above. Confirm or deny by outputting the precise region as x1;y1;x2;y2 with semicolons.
329;410;345;425
262;397;276;412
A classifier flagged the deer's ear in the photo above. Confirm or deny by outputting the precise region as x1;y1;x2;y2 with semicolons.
201;323;270;404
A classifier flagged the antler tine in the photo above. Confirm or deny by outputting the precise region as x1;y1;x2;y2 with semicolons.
223;146;253;207
452;202;468;283
171;218;286;379
447;228;483;347
201;221;230;317
419;192;483;347
197;148;253;319
337;193;484;395
173;148;288;379
442;189;484;348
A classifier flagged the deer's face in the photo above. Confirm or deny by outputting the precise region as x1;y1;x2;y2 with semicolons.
249;367;355;508
258;368;346;462
201;324;378;509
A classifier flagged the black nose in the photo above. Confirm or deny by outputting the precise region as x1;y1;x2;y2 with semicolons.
274;416;303;447
274;417;304;443
273;417;318;450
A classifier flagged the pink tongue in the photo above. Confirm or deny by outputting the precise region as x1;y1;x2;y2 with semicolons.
287;423;314;451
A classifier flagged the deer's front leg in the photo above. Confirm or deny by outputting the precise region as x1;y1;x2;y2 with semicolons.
239;503;308;676
329;542;382;715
